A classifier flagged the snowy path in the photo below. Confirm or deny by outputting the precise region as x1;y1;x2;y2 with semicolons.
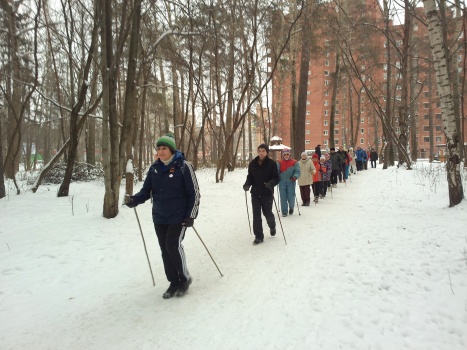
1;165;466;349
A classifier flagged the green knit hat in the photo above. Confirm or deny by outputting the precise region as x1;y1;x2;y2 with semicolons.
156;133;176;153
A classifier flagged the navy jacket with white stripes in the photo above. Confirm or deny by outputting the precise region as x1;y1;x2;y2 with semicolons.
132;150;200;224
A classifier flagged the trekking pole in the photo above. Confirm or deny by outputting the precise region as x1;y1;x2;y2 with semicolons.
133;207;156;287
276;186;281;213
244;191;252;235
192;226;223;277
294;189;301;215
272;193;287;245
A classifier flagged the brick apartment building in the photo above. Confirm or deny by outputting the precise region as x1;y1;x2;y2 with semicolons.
272;1;467;159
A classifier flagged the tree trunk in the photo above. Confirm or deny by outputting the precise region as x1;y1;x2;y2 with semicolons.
423;0;464;206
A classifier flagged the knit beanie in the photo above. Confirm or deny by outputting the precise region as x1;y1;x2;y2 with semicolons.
258;143;269;154
282;148;291;156
301;151;307;157
156;133;176;153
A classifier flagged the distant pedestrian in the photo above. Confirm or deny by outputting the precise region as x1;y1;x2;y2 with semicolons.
355;146;366;171
348;148;356;174
315;144;322;158
370;148;379;168
311;153;322;203
298;151;316;206
320;155;331;198
243;144;280;245
277;148;300;217
329;147;341;187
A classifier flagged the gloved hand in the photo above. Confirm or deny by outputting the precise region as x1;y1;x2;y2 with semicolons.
125;195;137;208
265;182;274;191
182;217;194;227
290;176;297;182
243;184;250;191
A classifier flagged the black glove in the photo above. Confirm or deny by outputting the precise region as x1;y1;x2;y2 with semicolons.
125;196;137;208
265;182;274;191
243;184;250;191
182;217;194;227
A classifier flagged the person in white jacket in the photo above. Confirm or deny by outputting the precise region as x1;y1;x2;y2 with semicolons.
297;151;316;206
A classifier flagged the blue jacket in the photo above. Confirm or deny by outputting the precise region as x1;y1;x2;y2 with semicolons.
355;149;367;162
132;151;200;224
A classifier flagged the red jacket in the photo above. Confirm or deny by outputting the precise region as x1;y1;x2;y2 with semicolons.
311;154;321;182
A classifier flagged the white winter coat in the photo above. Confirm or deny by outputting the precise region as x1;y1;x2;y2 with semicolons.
297;158;316;186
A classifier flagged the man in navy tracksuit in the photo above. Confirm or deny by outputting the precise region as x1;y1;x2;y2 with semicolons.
126;133;200;299
243;144;280;245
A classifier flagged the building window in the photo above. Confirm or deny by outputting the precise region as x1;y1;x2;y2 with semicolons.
307;91;311;95
305;140;310;144
306;101;310;105
324;110;329;116
335;140;339;145
436;113;442;120
305;130;310;134
424;91;429;98
335;120;339;125
325;60;330;66
435;136;442;142
306;111;310;115
361;118;365;123
360;128;364;134
424;102;429;109
323;140;328;145
324;90;329;96
360;138;364;144
324;130;329;135
324;80;329;86
436;102;441;108
435;125;442;131
335;110;339;115
424;137;430;142
423;126;430;132
334;130;339;135
424;114;429;120
324;120;328;126
324;100;329;106
324;70;330;76
308;71;311;75
306;120;310;124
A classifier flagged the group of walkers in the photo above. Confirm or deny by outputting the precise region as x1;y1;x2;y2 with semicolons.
243;143;379;246
123;132;379;299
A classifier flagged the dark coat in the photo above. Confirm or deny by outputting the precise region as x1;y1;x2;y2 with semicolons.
370;150;379;161
132;150;200;224
244;156;280;196
329;152;341;170
315;146;322;158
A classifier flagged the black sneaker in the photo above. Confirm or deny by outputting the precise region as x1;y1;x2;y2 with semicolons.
253;237;264;245
162;282;180;299
175;277;193;297
289;208;294;215
270;227;276;236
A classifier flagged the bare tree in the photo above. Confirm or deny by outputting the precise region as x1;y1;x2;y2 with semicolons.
423;0;464;206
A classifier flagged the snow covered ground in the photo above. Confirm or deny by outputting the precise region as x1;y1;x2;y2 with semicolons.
1;162;466;350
